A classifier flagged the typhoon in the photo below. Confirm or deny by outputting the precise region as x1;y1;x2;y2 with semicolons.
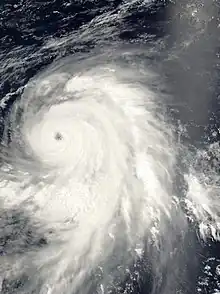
0;1;220;294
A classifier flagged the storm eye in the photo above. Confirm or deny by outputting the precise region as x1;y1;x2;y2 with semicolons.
54;132;63;141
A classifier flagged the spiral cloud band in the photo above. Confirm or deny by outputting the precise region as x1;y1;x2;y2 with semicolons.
0;49;220;294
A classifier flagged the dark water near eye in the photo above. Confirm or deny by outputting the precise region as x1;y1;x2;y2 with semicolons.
0;0;220;293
